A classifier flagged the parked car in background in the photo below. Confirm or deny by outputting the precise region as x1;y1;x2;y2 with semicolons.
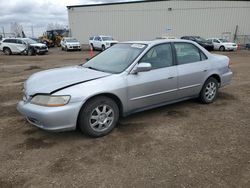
181;36;214;51
60;37;81;51
0;38;48;55
89;35;118;51
17;39;232;137
207;38;237;51
246;43;250;50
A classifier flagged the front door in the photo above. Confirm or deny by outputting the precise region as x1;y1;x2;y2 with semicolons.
127;43;178;112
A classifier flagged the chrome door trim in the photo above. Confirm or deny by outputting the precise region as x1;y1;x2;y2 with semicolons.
130;88;178;101
179;84;201;90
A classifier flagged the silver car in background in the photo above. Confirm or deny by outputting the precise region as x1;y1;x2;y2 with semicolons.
17;39;233;137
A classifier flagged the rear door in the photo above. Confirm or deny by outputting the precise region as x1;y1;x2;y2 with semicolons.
127;43;178;111
16;39;26;52
174;42;210;98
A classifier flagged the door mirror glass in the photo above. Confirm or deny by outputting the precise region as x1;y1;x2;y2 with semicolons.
132;62;152;74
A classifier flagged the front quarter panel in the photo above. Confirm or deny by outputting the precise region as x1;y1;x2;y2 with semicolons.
54;74;128;114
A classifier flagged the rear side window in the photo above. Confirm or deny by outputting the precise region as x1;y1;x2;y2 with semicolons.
3;39;15;43
174;43;207;65
139;43;173;69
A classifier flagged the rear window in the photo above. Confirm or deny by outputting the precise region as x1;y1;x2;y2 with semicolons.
89;37;94;40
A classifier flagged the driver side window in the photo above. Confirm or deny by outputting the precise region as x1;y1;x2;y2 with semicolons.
139;43;173;69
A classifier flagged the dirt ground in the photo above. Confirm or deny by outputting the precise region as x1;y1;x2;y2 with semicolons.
0;48;249;188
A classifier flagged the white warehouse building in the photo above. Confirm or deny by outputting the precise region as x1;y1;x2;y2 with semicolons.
67;0;250;44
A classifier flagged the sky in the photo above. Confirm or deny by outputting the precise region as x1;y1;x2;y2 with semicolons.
0;0;139;37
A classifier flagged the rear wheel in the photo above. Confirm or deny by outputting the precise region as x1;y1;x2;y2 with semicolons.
219;46;225;51
3;48;12;55
199;77;218;104
78;96;119;137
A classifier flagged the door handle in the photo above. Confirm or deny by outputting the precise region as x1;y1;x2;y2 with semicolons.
168;76;175;79
203;69;208;72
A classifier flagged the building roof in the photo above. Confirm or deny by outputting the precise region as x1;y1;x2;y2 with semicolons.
67;0;168;9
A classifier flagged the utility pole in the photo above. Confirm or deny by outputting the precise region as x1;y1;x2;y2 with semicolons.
31;25;34;37
1;26;5;37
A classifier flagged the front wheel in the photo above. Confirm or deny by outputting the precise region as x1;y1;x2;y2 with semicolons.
102;45;105;51
78;96;119;137
27;48;34;56
199;77;218;104
219;46;225;51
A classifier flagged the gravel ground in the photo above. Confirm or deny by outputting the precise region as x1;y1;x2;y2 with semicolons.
0;48;249;188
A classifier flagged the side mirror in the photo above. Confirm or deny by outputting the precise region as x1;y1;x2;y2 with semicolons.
131;62;152;74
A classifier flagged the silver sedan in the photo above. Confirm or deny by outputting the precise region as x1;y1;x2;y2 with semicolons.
17;39;233;137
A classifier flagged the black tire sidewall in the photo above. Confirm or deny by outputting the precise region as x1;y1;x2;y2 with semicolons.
219;46;225;51
200;77;218;104
4;48;11;55
78;97;119;137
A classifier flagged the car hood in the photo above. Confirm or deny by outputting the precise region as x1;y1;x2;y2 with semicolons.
25;66;111;96
30;43;47;48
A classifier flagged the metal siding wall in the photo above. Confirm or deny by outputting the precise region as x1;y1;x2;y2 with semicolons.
68;1;250;44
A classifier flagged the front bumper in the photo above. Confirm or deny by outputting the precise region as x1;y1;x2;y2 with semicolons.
68;46;81;50
17;100;82;131
225;46;237;51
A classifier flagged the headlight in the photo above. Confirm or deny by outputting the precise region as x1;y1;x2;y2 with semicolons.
31;95;70;107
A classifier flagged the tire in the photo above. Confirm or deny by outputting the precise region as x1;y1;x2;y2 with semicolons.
219;46;225;51
65;47;68;52
102;45;105;51
61;47;64;51
3;48;12;55
91;44;95;51
199;77;219;104
27;49;34;56
78;96;119;137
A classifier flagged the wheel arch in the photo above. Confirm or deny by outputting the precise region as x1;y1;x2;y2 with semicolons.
206;74;221;87
76;93;123;129
3;46;12;53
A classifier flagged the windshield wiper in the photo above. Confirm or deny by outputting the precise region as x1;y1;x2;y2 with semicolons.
85;66;101;71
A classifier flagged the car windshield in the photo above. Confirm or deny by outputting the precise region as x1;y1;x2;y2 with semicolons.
23;38;37;44
83;43;147;73
65;38;78;42
102;37;113;41
219;39;229;43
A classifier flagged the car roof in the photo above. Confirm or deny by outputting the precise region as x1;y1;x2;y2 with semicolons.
120;39;197;46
